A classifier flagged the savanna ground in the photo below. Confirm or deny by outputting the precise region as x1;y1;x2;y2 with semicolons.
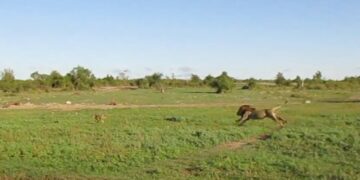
0;87;359;179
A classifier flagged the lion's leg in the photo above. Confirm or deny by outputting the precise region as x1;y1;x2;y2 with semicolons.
238;111;251;126
277;115;287;124
269;113;284;127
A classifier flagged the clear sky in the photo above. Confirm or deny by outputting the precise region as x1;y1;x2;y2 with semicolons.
0;0;359;80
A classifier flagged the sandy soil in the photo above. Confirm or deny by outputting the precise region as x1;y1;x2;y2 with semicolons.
1;102;240;111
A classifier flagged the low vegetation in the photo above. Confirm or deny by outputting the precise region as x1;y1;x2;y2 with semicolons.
0;86;359;179
1;67;360;94
0;66;359;179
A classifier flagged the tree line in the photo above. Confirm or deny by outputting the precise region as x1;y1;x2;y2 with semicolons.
0;66;359;93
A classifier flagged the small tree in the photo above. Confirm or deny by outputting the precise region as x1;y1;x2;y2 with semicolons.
275;72;290;86
145;73;165;92
247;78;257;89
63;74;75;90
146;73;163;87
293;75;303;89
31;71;49;82
1;69;15;82
190;74;202;86
313;71;323;81
31;71;51;91
102;75;116;86
67;66;96;90
49;71;64;88
0;69;16;92
210;71;236;93
203;75;215;85
135;78;150;88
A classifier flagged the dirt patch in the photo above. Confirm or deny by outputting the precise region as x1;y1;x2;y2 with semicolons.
322;99;360;103
215;127;281;151
321;94;360;104
94;86;138;92
215;133;275;151
2;101;23;108
0;102;240;111
258;134;272;140
184;166;204;176
350;94;360;100
217;138;257;150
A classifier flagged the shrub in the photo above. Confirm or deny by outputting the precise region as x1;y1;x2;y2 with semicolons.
247;78;257;89
203;75;215;85
0;69;17;93
189;74;203;87
135;78;150;89
49;71;64;88
210;72;236;93
275;72;291;86
293;76;303;89
145;73;163;87
67;66;96;90
313;71;323;81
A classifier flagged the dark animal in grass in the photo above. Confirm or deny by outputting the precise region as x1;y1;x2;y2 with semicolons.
12;102;21;106
236;105;287;127
94;114;106;123
2;102;21;108
107;101;117;106
165;116;186;122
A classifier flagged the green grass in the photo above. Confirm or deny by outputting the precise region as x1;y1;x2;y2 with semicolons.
0;107;268;178
143;104;360;179
0;88;359;179
0;87;357;105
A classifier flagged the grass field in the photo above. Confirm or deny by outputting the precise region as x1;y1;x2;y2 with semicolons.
0;87;355;106
0;87;359;179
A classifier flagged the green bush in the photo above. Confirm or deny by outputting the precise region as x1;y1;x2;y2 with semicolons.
210;72;236;93
0;69;17;93
293;76;303;89
275;72;291;86
145;73;163;88
49;71;64;88
189;74;203;87
135;78;150;88
203;75;215;85
67;66;96;90
247;78;257;89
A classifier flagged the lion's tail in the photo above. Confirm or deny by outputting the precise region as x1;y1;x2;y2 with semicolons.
271;99;289;112
271;106;282;112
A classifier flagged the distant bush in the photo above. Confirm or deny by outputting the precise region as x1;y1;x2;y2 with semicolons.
95;76;131;87
48;71;64;88
0;80;37;93
1;69;15;81
203;75;215;85
275;72;291;86
313;71;323;82
0;69;17;93
246;78;257;90
135;78;150;89
303;79;360;90
1;67;360;93
210;72;236;93
145;73;163;88
67;66;96;90
189;74;203;87
293;76;303;89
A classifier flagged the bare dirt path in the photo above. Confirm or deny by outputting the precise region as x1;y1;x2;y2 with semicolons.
0;102;240;111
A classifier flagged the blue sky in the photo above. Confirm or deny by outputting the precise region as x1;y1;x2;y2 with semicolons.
0;0;359;80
